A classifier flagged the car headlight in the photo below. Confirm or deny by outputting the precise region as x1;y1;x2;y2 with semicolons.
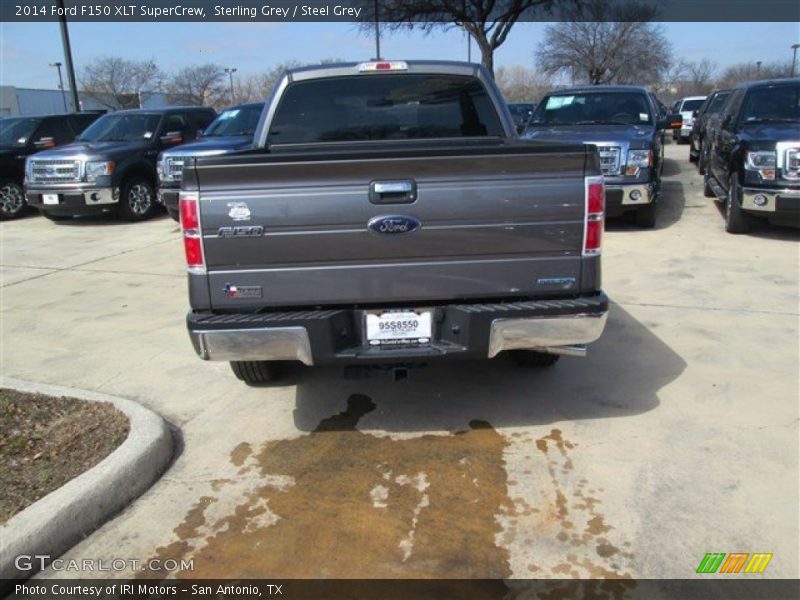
625;149;652;175
85;161;115;182
745;151;776;180
156;161;164;182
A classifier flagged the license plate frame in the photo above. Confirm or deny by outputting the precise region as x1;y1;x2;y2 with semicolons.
365;309;432;346
42;193;59;205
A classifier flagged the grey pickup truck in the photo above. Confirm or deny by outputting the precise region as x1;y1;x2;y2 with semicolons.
179;61;610;384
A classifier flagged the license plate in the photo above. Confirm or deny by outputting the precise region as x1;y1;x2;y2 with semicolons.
42;194;59;205
366;310;432;345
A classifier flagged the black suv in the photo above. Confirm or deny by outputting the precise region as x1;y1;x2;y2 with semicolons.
157;102;263;221
25;106;216;221
525;85;681;227
0;112;102;219
703;79;799;233
689;88;732;173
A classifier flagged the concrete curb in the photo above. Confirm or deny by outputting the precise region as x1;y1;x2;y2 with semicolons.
0;378;174;581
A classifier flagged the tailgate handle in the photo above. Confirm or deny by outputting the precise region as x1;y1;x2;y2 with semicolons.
370;180;416;204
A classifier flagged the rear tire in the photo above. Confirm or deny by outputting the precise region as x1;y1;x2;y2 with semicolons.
703;167;716;198
509;350;560;368
725;173;751;234
230;361;281;384
118;177;157;221
635;202;656;228
0;181;27;219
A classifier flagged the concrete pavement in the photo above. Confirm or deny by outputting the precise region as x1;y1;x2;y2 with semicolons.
1;142;797;582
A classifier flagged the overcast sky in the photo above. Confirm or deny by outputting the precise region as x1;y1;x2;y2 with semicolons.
1;21;798;89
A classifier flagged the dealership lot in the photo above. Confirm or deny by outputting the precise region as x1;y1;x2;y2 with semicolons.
1;143;798;580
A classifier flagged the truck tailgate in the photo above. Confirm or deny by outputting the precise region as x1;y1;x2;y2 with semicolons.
191;144;589;308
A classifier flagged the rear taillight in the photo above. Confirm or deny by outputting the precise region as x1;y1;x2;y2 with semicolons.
179;192;205;273
584;176;605;256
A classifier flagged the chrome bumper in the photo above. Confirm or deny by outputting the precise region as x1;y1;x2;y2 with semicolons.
741;187;800;213
190;327;314;366
606;183;654;205
26;185;118;206
487;312;608;358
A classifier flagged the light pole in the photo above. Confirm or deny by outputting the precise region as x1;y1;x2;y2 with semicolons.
224;67;237;105
56;0;80;112
373;0;381;60
49;62;67;111
756;61;762;76
792;44;800;77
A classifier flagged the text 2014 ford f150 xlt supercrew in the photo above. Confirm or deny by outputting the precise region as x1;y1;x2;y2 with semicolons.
179;61;610;384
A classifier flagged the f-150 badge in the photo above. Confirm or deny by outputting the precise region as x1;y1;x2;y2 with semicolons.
227;202;251;221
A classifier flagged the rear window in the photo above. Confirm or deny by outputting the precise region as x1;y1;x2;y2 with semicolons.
268;74;504;144
680;99;705;112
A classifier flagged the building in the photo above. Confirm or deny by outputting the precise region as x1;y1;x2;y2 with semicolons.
0;86;175;116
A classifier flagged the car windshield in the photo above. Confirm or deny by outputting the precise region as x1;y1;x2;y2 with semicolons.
0;117;40;146
78;113;162;142
707;92;731;114
681;99;705;112
531;92;653;126
203;104;263;137
740;85;800;123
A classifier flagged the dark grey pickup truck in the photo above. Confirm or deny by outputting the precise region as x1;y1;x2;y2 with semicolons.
179;61;609;384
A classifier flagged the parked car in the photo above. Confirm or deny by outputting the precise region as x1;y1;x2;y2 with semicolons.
703;78;799;233
690;89;732;173
672;96;707;143
0;112;103;219
507;102;536;133
178;60;609;384
157;102;264;221
525;85;682;227
25;106;216;221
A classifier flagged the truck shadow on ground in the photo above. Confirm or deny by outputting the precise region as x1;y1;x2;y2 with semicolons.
605;179;685;232
290;301;684;433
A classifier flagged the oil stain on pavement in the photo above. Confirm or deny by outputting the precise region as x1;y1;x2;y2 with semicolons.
148;393;512;578
146;393;633;592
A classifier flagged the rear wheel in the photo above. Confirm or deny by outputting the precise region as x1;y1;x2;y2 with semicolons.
118;177;157;221
725;173;751;234
509;350;560;368
635;202;656;228
697;143;707;174
703;167;716;198
0;181;27;219
230;361;281;384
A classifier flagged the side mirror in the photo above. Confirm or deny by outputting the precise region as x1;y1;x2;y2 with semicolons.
33;137;56;149
658;114;683;130
721;114;734;130
692;110;699;118
160;131;184;145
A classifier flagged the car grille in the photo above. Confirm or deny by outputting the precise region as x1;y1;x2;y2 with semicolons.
784;148;799;180
165;157;186;182
29;160;81;184
596;146;622;176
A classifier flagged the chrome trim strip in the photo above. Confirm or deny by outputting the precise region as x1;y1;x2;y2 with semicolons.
487;312;608;358
189;326;314;365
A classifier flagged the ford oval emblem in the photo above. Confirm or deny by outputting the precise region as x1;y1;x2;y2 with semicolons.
367;215;422;235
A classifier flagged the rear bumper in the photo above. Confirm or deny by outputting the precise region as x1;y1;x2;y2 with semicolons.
187;293;609;366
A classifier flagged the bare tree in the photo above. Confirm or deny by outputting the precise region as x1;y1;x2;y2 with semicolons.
687;59;716;94
655;58;716;105
80;57;162;109
494;65;553;102
535;0;671;86
165;64;226;108
234;59;346;103
359;0;561;77
716;60;792;89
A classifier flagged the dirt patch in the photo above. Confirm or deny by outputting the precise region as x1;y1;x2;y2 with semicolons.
0;388;129;523
146;393;512;578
